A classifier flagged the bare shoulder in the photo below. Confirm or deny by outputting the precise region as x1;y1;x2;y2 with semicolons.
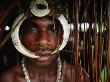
63;62;90;82
0;65;24;82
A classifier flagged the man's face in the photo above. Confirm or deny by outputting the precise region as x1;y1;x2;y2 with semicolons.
19;16;63;67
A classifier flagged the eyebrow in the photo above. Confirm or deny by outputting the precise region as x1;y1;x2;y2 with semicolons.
23;21;38;27
22;19;60;29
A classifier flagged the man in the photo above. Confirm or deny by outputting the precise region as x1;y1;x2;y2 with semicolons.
0;0;89;82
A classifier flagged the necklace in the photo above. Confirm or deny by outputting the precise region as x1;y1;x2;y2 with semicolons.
22;57;63;82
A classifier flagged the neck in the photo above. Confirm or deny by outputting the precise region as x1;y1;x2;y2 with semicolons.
22;57;63;82
25;58;58;76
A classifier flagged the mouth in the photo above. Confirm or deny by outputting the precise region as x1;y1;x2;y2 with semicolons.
35;52;51;62
36;50;52;54
34;49;52;62
34;47;53;55
36;55;50;62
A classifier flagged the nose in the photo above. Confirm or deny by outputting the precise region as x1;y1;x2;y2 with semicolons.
36;30;50;46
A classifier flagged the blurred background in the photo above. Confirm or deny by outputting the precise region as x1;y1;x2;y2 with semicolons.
0;0;110;82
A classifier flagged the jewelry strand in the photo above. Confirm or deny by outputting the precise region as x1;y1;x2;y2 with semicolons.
22;57;63;82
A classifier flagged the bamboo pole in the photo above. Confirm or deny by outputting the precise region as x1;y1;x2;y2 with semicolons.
107;0;110;81
72;0;80;64
108;0;110;69
0;0;19;49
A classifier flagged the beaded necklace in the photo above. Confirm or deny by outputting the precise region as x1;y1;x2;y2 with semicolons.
22;57;63;82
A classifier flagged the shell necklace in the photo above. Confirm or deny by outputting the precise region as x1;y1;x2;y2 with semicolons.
22;57;63;82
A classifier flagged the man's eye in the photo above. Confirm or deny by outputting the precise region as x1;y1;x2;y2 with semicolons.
49;28;57;34
31;27;37;31
27;27;38;32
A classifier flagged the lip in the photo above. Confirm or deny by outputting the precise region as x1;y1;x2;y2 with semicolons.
37;55;50;62
35;50;52;55
35;50;52;62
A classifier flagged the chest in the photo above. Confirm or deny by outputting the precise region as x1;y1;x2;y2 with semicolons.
16;74;68;82
15;69;86;82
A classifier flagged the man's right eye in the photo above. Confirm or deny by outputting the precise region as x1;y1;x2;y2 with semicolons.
31;27;37;31
27;27;38;32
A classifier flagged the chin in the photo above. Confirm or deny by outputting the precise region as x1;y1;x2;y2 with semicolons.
27;54;59;68
36;61;54;68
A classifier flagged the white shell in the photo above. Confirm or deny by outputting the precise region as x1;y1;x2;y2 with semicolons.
52;15;70;54
11;13;39;58
30;0;50;17
11;13;70;58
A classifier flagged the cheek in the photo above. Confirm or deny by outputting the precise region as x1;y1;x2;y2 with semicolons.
49;34;62;48
50;37;57;48
20;33;36;51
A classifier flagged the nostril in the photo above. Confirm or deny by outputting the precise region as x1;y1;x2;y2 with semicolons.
40;40;47;44
35;39;50;46
39;40;50;46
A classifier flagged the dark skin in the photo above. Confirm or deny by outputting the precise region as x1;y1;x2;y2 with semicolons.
0;16;90;82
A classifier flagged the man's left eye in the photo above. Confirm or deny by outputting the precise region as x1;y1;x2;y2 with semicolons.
49;28;57;34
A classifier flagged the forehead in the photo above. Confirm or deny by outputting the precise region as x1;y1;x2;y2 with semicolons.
31;17;54;27
23;16;60;25
20;16;63;31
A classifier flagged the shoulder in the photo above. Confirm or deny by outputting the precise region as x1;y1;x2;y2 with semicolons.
0;65;24;82
63;62;90;82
